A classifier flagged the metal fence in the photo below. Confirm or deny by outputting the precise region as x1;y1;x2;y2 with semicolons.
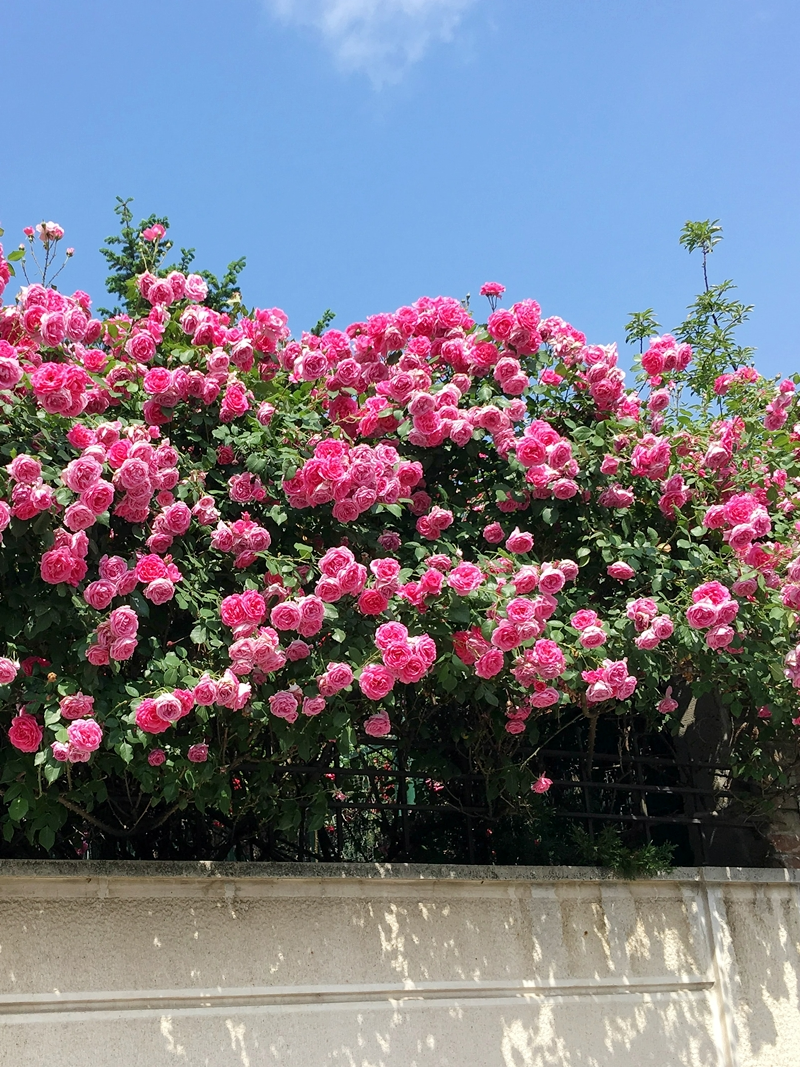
246;713;769;867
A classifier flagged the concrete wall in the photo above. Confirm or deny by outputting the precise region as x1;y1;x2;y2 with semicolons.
0;861;797;1067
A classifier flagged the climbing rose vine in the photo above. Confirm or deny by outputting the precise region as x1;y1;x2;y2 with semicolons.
0;207;798;852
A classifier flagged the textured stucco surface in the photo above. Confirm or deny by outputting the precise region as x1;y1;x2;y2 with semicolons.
0;862;797;1066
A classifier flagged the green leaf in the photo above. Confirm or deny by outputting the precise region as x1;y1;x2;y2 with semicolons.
8;797;28;821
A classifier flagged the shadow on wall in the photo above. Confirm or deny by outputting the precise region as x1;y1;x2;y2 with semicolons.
0;873;799;1067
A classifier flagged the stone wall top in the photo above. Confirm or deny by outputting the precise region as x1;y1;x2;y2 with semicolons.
0;858;798;886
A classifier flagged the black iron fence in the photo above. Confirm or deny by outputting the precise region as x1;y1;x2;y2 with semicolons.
241;712;771;868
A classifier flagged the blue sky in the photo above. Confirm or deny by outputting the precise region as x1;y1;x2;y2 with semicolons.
1;0;798;376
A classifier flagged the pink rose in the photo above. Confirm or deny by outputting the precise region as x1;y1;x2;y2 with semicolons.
364;711;392;737
302;697;326;717
505;528;534;554
286;640;311;661
370;557;401;583
615;676;638;700
185;274;208;302
475;648;504;679
483;522;505;544
359;664;395;700
530;687;560;708
40;548;76;585
513;566;539;594
538;566;565;595
315;576;343;602
579;626;607;649
491;620;521;651
298;595;326;636
64;502;96;532
99;555;129;583
506;597;536;625
110;637;138;661
270;601;302;631
706;624;734;650
7;454;42;484
240;590;266;623
135;554;168;583
154;693;183;722
325;662;355;692
270;690;300;721
67;717;103;753
447;562;485;595
144;578;175;604
607;561;635;581
148;749;166;766
586;680;614;703
657;687;679;714
86;645;110;666
685;600;718;630
732;578;757;598
635;629;660;651
358;589;389;616
59;693;95;720
8;713;43;752
533;639;566;679
651;615;674;640
319;546;355;576
62;456;103;493
691;581;731;605
0;657;19;685
570;609;599;631
109;606;139;639
193;674;219;706
83;579;116;610
187;743;209;762
531;775;552;794
81;480;115;515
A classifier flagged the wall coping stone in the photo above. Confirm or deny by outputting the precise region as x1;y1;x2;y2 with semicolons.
0;859;798;886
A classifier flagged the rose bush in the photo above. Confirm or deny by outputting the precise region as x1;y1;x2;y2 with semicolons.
0;205;798;856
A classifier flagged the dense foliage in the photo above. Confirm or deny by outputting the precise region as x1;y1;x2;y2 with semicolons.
0;205;797;858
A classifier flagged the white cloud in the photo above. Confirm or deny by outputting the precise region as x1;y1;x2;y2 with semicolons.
266;0;476;85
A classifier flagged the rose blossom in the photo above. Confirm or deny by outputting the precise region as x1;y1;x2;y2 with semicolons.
84;580;116;610
364;711;392;737
531;775;553;794
270;601;302;631
447;562;485;594
505;528;534;554
59;693;94;720
193;674;219;706
0;657;18;685
67;718;103;753
302;696;327;716
109;606;139;639
110;637;138;661
475;648;504;678
148;749;166;766
270;690;300;722
359;664;395;700
579;626;607;649
144;578;175;604
187;743;209;763
657;687;679;714
8;713;43;752
607;561;635;581
483;522;505;544
538;565;566;595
